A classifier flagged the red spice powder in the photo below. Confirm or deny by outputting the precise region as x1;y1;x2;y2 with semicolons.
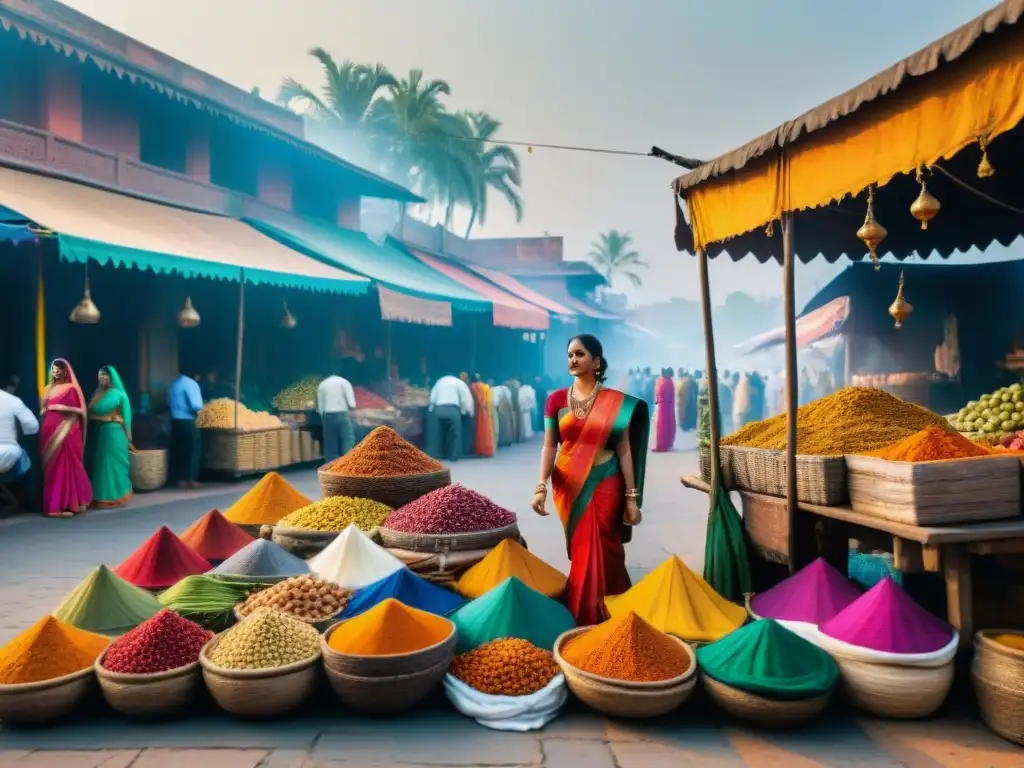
354;387;391;410
102;609;213;674
383;484;516;534
114;527;212;590
323;426;443;477
179;509;254;562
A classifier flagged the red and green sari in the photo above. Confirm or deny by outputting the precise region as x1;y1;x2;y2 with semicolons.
546;387;649;625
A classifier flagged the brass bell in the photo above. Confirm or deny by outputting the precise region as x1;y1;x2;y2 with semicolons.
889;271;913;329
176;296;201;328
910;173;940;230
857;187;887;270
69;270;100;324
280;302;297;329
978;135;995;178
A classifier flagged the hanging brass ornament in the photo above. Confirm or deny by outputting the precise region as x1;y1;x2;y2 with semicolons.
857;185;887;271
977;135;995;178
69;268;100;324
888;270;913;329
280;301;297;329
176;296;201;328
910;168;940;230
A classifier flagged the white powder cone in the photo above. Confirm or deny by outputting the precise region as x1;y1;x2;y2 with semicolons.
308;524;405;589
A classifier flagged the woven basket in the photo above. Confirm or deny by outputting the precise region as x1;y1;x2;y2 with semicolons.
377;522;519;554
256;430;276;471
199;635;319;718
830;652;953;719
321;619;456;678
202;429;265;473
277;427;293;466
271;526;341;559
300;431;314;462
323;658;449;714
94;651;202;717
318;468;451;509
703;676;831;727
554;628;696;690
290;430;301;463
130;448;168;492
699;445;848;506
0;666;97;724
972;630;1024;745
558;665;696;718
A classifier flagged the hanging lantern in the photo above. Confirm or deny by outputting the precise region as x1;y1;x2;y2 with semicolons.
69;265;100;324
176;296;201;328
280;301;297;329
977;135;995;178
910;168;940;230
888;270;914;329
856;186;887;271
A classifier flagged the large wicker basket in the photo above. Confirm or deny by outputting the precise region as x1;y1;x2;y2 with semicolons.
199;635;319;718
324;658;449;714
318;468;451;508
703;676;831;727
130;448;168;492
289;430;301;463
554;628;696;690
972;629;1024;745
202;429;271;473
321;619;456;678
377;522;519;554
0;666;97;724
94;651;202;717
276;427;293;467
700;445;848;506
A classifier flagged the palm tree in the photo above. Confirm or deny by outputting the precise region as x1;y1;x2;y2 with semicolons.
276;48;396;126
451;112;523;238
588;230;648;288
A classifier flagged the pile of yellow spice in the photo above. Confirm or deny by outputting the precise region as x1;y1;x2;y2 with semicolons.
722;387;951;456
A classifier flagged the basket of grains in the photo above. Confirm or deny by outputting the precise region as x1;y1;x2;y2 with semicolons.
704;388;956;506
321;598;456;714
234;575;352;632
318;427;451;508
553;613;697;718
0;617;109;724
378;484;519;553
200;609;321;718
444;639;568;731
972;630;1024;746
95;610;212;717
272;496;393;558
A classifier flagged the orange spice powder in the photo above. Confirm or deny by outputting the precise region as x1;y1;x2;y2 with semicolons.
867;425;992;462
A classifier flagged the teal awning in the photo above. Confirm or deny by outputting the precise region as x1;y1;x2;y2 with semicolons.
247;216;491;311
0;167;370;295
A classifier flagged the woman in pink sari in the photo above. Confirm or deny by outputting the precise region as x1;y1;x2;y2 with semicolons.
40;359;93;517
653;367;677;452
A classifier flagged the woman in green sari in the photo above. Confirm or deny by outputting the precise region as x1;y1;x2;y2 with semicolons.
86;366;133;508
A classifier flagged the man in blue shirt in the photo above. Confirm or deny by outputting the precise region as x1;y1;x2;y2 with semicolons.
167;370;204;488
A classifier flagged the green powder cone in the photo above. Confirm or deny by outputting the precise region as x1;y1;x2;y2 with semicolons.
450;576;575;652
696;618;839;700
52;565;162;637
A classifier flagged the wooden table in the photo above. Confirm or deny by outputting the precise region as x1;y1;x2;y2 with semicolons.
682;474;1024;650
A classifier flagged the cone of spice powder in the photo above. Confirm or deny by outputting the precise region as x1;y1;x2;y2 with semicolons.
561;612;691;683
750;558;861;626
341;569;464;620
382;484;516;535
451;577;575;652
53;565;162;637
454;539;565;599
114;527;212;590
0;616;109;684
101;609;213;675
328;598;453;656
322;427;443;477
179;509;254;564
223;472;312;527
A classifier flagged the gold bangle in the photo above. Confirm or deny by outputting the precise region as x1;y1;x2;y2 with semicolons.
535;483;548;494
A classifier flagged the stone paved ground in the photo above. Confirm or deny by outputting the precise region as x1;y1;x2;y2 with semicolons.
0;439;1020;767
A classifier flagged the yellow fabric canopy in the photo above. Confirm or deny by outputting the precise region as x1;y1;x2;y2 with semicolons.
685;32;1024;251
454;539;566;600
604;555;746;643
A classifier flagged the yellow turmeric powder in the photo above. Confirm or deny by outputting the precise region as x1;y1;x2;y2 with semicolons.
868;425;991;461
722;387;951;455
327;598;452;656
0;616;108;684
223;472;311;526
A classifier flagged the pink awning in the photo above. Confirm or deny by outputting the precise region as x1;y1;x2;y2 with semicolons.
559;295;621;320
464;265;577;320
736;296;850;355
409;249;549;330
378;286;452;326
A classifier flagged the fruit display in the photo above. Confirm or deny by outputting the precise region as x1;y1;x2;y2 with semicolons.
196;398;282;430
949;383;1024;441
272;376;323;411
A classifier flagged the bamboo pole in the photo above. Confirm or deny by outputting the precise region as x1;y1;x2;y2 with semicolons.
234;269;245;430
843;300;853;386
781;213;798;572
697;248;722;509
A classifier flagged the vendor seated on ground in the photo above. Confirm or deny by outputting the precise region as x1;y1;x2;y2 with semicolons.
0;384;40;515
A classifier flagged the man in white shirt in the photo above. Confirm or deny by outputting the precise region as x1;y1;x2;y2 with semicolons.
429;375;473;461
317;372;357;462
0;388;40;513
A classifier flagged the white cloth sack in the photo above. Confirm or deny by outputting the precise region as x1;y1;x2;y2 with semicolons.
443;673;567;732
817;631;959;667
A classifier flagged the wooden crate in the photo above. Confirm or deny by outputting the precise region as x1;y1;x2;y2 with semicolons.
845;454;1021;526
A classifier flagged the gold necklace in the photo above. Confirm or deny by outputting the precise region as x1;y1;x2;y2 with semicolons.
570;382;601;419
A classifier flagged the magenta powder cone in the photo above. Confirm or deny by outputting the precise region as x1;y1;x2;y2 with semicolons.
750;558;861;625
820;577;954;654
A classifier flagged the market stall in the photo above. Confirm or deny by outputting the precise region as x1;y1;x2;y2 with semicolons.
672;0;1024;643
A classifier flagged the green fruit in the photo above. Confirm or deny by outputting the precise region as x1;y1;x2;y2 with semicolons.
983;422;996;432
1003;420;1015;431
983;408;993;418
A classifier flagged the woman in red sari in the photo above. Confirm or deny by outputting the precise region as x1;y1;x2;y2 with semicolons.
40;359;93;517
532;335;649;625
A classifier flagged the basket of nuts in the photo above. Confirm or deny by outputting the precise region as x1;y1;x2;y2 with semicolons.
234;575;352;632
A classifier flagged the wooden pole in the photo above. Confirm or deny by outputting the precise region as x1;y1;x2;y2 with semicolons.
697;248;722;509
843;300;853;386
781;213;799;572
234;269;245;430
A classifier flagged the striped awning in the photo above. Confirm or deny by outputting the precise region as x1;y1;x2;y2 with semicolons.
736;296;850;355
464;265;577;320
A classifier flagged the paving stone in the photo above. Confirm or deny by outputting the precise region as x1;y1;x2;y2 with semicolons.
611;740;746;768
131;749;270;768
256;749;310;768
314;726;540;766
541;739;615;768
1;751;141;768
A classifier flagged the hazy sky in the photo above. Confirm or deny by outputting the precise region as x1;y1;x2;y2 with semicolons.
63;0;1011;306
